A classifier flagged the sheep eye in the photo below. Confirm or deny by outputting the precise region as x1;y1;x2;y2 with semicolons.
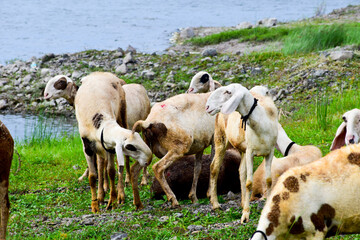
125;144;137;151
343;116;347;123
224;90;231;95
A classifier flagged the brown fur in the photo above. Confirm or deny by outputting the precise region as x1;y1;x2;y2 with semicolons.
289;216;305;234
54;77;67;90
267;194;281;227
311;204;336;231
92;113;104;129
348;152;360;166
151;150;241;200
283;176;299;193
0;121;14;240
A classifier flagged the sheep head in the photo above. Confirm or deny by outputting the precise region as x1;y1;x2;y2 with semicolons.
187;71;213;93
205;83;247;116
330;108;360;151
249;85;269;97
44;75;72;100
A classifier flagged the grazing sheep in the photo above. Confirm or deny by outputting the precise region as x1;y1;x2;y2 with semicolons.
251;143;360;240
132;92;216;207
330;108;360;151
74;72;152;212
0;121;14;240
187;71;221;93
251;123;322;200
206;83;278;223
151;149;241;200
44;74;151;185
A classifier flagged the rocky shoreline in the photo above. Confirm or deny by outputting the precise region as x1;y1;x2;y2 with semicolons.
0;4;359;118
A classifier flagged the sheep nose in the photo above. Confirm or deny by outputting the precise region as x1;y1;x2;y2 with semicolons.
188;88;194;93
44;93;49;98
347;135;355;144
349;138;355;144
205;105;209;110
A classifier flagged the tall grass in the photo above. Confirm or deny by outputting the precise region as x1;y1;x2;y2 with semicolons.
283;23;360;54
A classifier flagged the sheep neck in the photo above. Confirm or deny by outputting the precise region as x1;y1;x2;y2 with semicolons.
64;82;78;106
276;124;295;155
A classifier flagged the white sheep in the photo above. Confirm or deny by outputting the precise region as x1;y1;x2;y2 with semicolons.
330;108;360;151
44;74;151;185
132;92;216;207
206;83;278;223
251;123;322;200
187;71;221;93
74;72;152;212
251;143;360;240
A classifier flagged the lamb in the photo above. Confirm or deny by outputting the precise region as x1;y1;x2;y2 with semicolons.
0;121;14;240
251;143;360;240
132;92;216;207
251;123;322;200
74;72;152;212
187;71;221;93
206;83;278;223
330;108;360;151
44;74;151;185
151;149;241;200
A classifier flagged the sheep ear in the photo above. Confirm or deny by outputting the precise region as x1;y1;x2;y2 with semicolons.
115;142;125;166
209;80;215;92
221;93;241;115
330;122;346;151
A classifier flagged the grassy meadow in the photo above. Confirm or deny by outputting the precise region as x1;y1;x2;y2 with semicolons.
5;13;360;239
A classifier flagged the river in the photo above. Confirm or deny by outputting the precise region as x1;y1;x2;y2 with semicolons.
0;0;358;63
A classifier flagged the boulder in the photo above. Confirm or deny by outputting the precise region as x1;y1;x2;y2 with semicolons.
201;48;217;57
236;22;253;29
329;50;354;61
180;27;195;39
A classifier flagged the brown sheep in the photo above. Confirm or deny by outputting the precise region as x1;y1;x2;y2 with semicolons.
0;121;14;240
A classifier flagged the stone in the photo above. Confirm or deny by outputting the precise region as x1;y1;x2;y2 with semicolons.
116;64;128;74
113;51;124;58
251;67;262;75
71;71;82;79
201;48;217;57
258;18;277;27
173;213;184;218
0;99;7;110
40;68;52;77
22;75;32;84
123;52;135;64
167;50;177;56
313;69;327;77
227;191;237;200
126;45;137;54
329;50;354;61
0;79;8;87
180;27;195;39
236;22;253;29
41;53;55;63
141;70;155;80
187;225;204;232
159;216;169;222
72;165;80;170
111;232;128;240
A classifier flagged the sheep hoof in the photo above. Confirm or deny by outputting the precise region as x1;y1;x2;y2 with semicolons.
135;203;144;210
140;178;148;186
91;201;100;213
240;212;250;224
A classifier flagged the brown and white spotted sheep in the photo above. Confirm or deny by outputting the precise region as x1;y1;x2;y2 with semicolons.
206;84;278;224
251;123;322;200
0;121;14;240
75;72;152;212
132;92;216;207
251;144;360;240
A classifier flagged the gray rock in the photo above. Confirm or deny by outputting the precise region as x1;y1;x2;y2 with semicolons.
159;216;169;222
71;71;83;79
227;191;237;200
72;165;81;170
258;18;277;27
180;27;195;39
236;22;253;29
187;225;204;232
0;79;8;87
0;99;7;110
22;75;32;84
330;51;354;61
313;69;327;77
167;50;177;57
201;48;217;57
40;68;52;77
41;53;55;63
111;232;128;240
116;64;128;74
123;52;135;64
126;45;137;54
141;70;155;80
251;67;262;75
173;213;184;218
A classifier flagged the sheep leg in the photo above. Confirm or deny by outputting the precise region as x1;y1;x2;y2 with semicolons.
106;153;118;210
140;166;149;186
0;181;9;240
103;157;109;192
264;150;274;198
78;168;89;181
208;130;227;210
152;151;182;208
97;156;105;204
188;151;203;203
241;150;254;224
130;161;144;210
124;157;131;186
84;152;99;213
117;156;129;204
239;152;246;208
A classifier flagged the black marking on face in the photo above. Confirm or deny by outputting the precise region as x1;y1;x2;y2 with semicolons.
200;73;209;83
54;77;68;90
125;144;137;152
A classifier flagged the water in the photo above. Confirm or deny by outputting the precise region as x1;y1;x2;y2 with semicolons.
0;114;78;142
0;0;358;63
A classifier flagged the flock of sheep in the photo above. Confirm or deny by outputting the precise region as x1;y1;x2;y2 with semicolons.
1;70;360;239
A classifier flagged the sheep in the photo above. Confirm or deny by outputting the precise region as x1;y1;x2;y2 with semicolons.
132;92;216;207
0;121;14;240
74;72;152;212
151;149;241;200
330;108;360;151
44;74;151;185
251;143;360;240
206;83;278;223
187;71;221;93
251;123;322;200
